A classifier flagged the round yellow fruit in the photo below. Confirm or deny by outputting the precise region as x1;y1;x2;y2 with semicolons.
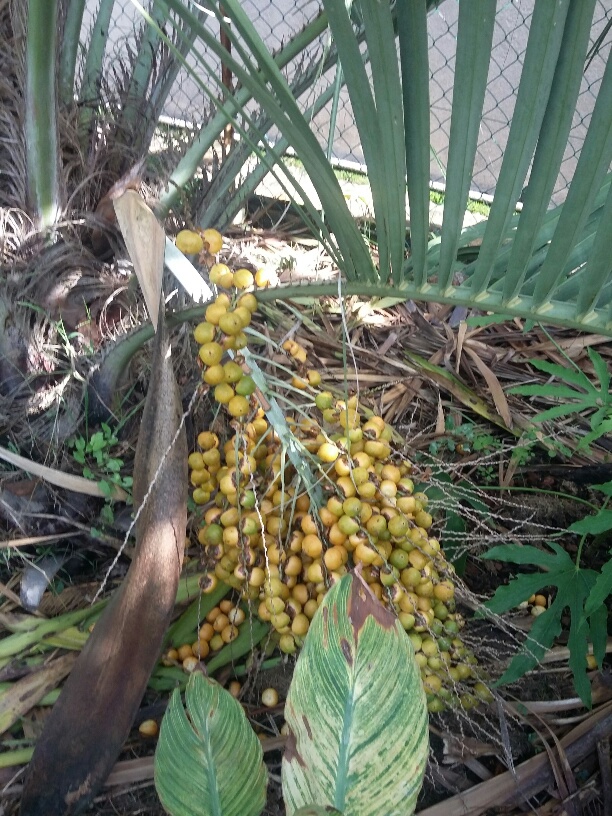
176;229;203;254
202;228;223;254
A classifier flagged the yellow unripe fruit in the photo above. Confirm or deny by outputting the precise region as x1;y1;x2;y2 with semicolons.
176;229;203;254
307;561;325;584
255;268;272;288
214;383;235;404
433;581;454;602
233;268;255;289
307;370;322;386
238;292;258;313
139;719;159;737
218;311;244;336
202;228;223;254
317;442;340;463
232;306;253;329
205;302;227;326
193;321;216;345
324;545;348;571
199;342;224;367
228;680;242;698
198;431;219;450
302;534;323;558
364;440;391;460
262;687;279;707
188;452;205;470
415;510;433;529
209;262;232;285
203;364;226;385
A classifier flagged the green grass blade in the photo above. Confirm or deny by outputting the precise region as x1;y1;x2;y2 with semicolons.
26;0;61;227
532;53;612;311
59;0;86;106
438;1;496;290
470;0;570;294
502;0;596;303
397;0;430;286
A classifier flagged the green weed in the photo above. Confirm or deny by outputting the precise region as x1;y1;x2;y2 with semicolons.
481;481;612;707
69;423;133;523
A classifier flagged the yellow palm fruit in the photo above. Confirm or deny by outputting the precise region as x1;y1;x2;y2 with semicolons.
205;302;227;326
317;441;340;463
199;342;224;367
193;321;217;345
218;311;245;336
232;306;253;329
198;431;219;450
202;228;223;254
238;292;258;313
203;364;226;385
214;383;234;404
233;268;255;289
228;395;250;418
261;687;279;707
176;229;203;254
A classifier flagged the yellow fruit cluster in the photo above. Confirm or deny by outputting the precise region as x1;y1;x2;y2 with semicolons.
165;598;246;671
184;229;490;712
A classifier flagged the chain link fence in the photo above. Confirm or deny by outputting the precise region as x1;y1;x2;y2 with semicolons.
83;0;610;206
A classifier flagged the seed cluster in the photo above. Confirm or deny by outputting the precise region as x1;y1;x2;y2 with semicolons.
165;598;246;671
178;228;492;712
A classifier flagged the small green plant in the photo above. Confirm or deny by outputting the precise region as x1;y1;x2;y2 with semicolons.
509;347;612;451
153;572;429;816
481;482;612;707
69;423;133;523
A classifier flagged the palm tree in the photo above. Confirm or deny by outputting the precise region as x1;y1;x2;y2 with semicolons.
7;0;610;335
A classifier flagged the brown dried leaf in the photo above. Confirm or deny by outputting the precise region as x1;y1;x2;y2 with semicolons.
20;314;187;815
0;653;77;736
464;346;513;429
113;190;165;331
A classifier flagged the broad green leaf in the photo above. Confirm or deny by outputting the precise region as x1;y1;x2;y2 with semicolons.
282;572;428;816
485;542;600;705
482;542;569;571
438;1;496;289
155;672;267;816
568;509;612;536
593;481;612;497
567;583;592;706
584;555;612;617
502;0;597;302
513;358;595;388
532;402;600;423
589;604;608;669
482;572;554;616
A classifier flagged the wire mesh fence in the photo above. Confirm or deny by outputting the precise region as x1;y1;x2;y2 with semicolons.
82;0;610;206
